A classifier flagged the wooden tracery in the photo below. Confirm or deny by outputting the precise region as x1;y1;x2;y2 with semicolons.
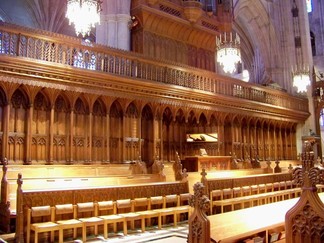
285;136;324;243
187;182;210;243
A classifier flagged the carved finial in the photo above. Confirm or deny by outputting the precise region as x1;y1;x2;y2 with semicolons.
188;182;210;243
200;168;208;194
292;141;324;189
181;168;188;183
264;160;272;173
2;158;8;174
189;182;210;212
17;173;23;187
288;164;293;173
274;160;282;173
173;151;183;181
200;168;207;179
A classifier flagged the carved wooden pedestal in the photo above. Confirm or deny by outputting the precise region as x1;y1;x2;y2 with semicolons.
188;182;210;243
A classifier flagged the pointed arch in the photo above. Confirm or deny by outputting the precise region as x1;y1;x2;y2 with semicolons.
8;88;29;163
31;91;50;163
53;94;70;163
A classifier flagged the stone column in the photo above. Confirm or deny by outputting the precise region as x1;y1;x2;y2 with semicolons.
96;0;117;47
117;14;131;50
106;14;117;48
96;0;131;51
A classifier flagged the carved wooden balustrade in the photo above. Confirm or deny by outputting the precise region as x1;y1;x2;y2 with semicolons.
0;21;309;115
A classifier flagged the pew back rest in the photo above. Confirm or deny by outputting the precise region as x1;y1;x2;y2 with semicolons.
205;172;293;196
6;174;164;215
133;198;150;211
150;196;164;210
116;199;133;214
97;201;116;214
30;206;53;220
55;204;74;215
164;194;178;208
77;202;97;217
54;204;76;220
179;193;190;206
222;188;233;199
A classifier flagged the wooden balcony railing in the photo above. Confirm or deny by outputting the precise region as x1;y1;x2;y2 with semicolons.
0;21;309;114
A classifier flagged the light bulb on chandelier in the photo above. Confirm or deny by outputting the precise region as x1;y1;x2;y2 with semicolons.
216;32;241;73
293;69;310;93
66;0;102;37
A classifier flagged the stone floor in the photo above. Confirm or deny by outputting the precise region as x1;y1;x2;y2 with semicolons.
0;223;188;243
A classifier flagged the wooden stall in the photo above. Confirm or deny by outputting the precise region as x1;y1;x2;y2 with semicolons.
0;160;168;233
15;176;190;242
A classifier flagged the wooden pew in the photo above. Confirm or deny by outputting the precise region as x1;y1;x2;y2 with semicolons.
15;175;189;242
0;161;167;233
199;169;296;215
7;174;164;211
210;187;302;214
202;170;293;197
189;186;324;243
187;140;324;243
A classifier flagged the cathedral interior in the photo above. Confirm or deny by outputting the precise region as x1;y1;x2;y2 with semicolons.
0;0;324;242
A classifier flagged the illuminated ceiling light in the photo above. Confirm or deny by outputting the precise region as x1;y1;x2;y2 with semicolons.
216;32;241;73
293;70;310;93
242;69;250;82
66;0;102;37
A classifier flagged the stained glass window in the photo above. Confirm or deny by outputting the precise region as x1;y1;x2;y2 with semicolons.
306;0;312;13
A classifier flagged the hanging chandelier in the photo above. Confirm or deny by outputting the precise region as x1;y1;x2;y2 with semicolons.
293;70;310;93
66;0;102;37
216;32;241;73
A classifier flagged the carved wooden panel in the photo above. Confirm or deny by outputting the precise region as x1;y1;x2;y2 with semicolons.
207;179;232;190
232;177;255;187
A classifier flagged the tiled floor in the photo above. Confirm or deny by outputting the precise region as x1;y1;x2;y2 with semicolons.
72;224;188;243
0;223;188;243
